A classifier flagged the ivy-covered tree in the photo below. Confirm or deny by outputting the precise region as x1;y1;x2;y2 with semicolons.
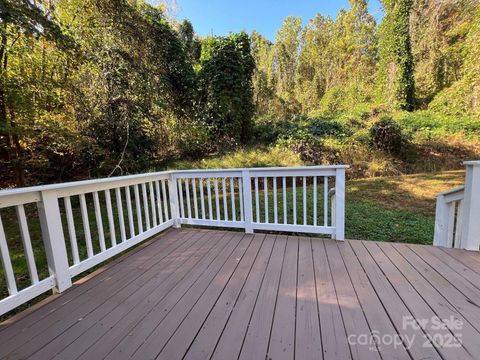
57;0;196;175
177;19;201;64
196;32;255;148
377;0;416;111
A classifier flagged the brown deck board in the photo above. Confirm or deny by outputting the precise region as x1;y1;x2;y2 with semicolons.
157;233;259;360
349;241;442;360
267;235;298;360
238;234;286;360
89;230;240;360
424;245;480;290
0;228;198;358
2;229;480;360
295;237;323;360
377;242;478;359
33;229;220;360
0;228;184;336
128;231;249;360
211;234;276;360
312;238;351;360
440;246;480;275
339;241;411;359
180;234;265;360
406;244;480;304
392;243;480;334
325;239;382;360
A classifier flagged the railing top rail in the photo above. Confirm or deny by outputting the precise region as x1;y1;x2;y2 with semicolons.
172;165;349;175
0;165;350;199
438;186;465;197
0;170;171;198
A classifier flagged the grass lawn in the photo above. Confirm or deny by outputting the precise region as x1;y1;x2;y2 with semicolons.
0;170;465;321
345;170;464;243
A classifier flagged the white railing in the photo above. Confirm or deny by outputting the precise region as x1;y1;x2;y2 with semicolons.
434;161;480;250
0;165;347;315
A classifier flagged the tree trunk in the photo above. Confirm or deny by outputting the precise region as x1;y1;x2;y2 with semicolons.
9;108;25;187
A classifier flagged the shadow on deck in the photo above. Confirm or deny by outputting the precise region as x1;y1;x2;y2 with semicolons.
1;228;480;360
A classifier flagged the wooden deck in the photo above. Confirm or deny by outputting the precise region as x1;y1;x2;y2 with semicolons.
1;229;480;360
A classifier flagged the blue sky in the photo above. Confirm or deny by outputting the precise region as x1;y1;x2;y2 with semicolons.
150;0;383;41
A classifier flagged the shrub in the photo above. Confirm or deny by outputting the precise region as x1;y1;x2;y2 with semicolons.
177;121;212;159
369;117;416;161
308;118;350;138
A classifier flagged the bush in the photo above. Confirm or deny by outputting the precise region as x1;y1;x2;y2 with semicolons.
177;121;212;159
308;118;350;138
370;117;404;152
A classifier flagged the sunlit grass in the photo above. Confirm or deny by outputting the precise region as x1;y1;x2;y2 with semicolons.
168;147;303;170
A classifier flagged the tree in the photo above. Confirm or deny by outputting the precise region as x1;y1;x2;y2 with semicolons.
250;31;275;116
56;0;196;175
295;1;377;113
272;16;302;115
295;14;334;112
196;32;255;147
177;19;201;64
0;0;75;186
429;7;480;115
377;0;416;111
410;0;477;106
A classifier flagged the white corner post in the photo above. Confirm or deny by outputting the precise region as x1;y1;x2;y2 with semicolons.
242;170;253;234
333;168;346;241
433;193;449;247
168;173;181;228
37;190;72;292
461;161;480;250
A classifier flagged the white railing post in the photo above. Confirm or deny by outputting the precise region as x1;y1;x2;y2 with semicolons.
168;173;181;228
242;170;253;234
460;161;480;250
329;188;336;229
433;194;449;247
333;168;345;241
37;190;72;292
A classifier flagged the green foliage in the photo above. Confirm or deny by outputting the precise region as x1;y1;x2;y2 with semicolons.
250;31;275;117
410;0;477;106
196;32;255;147
0;0;258;185
394;110;480;136
377;0;415;111
272;16;303;113
1;0;480;190
428;7;480;116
